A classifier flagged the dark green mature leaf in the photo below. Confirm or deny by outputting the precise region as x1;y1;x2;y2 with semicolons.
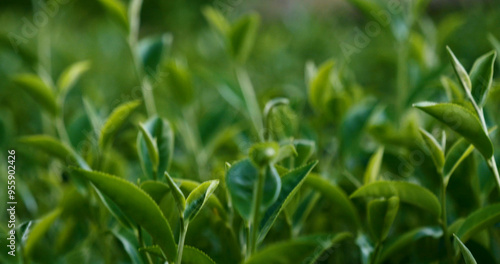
164;172;186;215
469;51;496;106
259;161;318;242
138;34;172;77
184;180;219;222
137;116;174;180
182;246;216;264
379;226;442;262
304;174;360;227
413;102;493;159
229;13;260;63
202;6;230;34
245;233;351;264
99;100;141;149
363;147;384;184
454;234;477;264
57;61;90;93
456;203;500;243
24;209;62;258
419;129;445;173
367;196;399;242
72;168;177;261
140;181;170;204
226;159;281;221
350;181;441;217
13;74;58;116
308;60;334;112
447;46;472;92
112;227;145;264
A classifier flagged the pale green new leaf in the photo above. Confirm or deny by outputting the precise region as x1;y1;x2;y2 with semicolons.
98;0;128;30
184;180;219;222
447;46;472;92
350;181;441;217
13;74;58;116
24;209;62;257
469;50;496;106
368;196;399;242
258;161;317;242
57;61;90;93
453;234;477;264
245;233;351;264
229;13;260;63
164;172;186;215
363;147;384;184
202;6;230;35
308;60;334;112
72;168;177;261
99;100;141;149
456;203;500;243
413;102;493;159
419;129;445;172
138;123;159;171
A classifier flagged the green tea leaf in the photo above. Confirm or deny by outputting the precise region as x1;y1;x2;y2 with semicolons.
163;60;193;105
182;246;216;264
419;129;445;172
138;123;159;171
98;0;128;30
72;168;177;261
379;226;442;262
441;76;464;102
363;147;384;184
453;234;477;264
138;34;172;77
350;181;441;217
202;6;230;35
293;140;315;166
469;50;496;106
413;102;493;159
56;60;90;93
308;60;334;112
443;138;474;181
175;178;227;220
13;74;58;116
259;161;317;242
304;174;360;227
184;180;219;222
245;233;351;264
164;172;186;215
226;159;281;221
24;209;62;258
367;196;399;242
447;46;472;92
99;100;141;149
112;226;145;264
137;116;174;180
139;245;165;259
456;203;500;243
140;180;170;204
18;135;89;169
229;13;260;63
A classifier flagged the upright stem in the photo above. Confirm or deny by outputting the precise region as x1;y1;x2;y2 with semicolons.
248;168;265;255
176;219;188;264
488;158;500;190
440;180;454;263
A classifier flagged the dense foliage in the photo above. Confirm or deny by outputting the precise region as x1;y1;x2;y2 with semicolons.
1;0;500;263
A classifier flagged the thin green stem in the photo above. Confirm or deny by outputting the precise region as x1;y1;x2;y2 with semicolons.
440;180;454;263
137;225;154;264
487;158;500;190
249;168;265;256
176;219;188;264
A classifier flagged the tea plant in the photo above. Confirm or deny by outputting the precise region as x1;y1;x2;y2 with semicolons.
2;0;500;264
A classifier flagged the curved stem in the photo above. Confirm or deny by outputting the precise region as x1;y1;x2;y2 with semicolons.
487;158;500;190
176;219;188;264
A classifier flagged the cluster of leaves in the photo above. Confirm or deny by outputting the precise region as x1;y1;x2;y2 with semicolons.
1;0;500;264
